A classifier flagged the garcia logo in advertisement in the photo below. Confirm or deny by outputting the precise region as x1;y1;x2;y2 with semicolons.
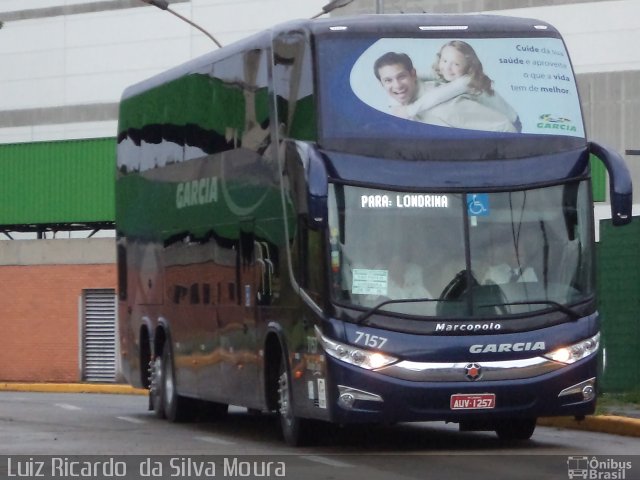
537;114;577;132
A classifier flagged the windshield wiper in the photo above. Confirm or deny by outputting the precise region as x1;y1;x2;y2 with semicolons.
479;300;581;320
357;297;438;325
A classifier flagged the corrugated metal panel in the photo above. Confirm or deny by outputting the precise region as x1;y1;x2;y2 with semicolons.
82;289;117;383
0;138;115;226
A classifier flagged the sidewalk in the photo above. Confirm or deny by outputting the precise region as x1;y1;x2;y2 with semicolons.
0;382;147;395
539;415;640;438
1;382;639;437
539;400;640;438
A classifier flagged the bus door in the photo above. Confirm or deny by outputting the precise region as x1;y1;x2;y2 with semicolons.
215;221;260;405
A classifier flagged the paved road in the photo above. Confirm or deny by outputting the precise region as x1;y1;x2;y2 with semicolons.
1;391;639;479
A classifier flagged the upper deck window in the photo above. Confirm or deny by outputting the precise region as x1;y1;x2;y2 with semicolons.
316;35;586;160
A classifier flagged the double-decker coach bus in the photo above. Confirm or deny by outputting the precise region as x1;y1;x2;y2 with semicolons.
116;13;633;445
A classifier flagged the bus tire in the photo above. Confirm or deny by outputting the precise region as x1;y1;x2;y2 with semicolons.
278;356;310;446
149;356;165;419
495;418;537;441
161;339;194;422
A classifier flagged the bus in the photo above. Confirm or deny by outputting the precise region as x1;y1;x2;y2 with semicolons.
116;13;633;446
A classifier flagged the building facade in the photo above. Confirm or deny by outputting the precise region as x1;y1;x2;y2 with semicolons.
0;238;116;382
0;0;326;146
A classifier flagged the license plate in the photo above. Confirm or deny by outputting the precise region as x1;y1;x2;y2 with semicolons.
450;393;496;410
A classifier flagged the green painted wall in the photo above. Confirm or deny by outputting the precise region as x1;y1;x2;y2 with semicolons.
597;218;640;392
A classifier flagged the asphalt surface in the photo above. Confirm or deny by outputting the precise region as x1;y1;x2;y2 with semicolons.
1;382;639;438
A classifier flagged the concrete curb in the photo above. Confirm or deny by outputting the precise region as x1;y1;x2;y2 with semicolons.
1;383;639;437
0;382;147;395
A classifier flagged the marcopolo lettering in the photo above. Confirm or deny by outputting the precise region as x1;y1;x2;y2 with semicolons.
435;323;502;333
176;176;218;209
469;342;546;354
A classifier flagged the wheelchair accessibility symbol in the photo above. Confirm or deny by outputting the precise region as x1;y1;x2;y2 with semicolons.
467;193;489;216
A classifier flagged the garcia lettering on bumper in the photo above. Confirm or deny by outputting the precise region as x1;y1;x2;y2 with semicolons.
470;342;545;354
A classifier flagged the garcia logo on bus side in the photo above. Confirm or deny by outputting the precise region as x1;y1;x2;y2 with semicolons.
176;176;218;209
361;194;449;209
469;342;545;354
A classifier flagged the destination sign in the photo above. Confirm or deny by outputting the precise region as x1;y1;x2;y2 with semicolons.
361;194;449;209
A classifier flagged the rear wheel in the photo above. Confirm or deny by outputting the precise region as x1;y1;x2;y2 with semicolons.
495;418;537;441
278;356;311;446
149;356;165;419
161;339;194;422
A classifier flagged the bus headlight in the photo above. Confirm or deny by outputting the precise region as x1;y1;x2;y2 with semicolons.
544;333;600;364
316;327;398;370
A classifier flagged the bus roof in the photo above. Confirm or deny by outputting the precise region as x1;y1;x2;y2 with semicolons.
305;13;559;36
120;13;560;102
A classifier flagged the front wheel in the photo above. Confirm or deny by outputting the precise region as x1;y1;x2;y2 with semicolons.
495;418;537;441
278;356;311;446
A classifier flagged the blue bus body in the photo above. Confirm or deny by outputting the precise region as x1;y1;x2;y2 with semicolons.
116;14;632;445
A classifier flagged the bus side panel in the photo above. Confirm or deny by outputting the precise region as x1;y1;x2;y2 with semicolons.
117;43;296;409
116;237;164;390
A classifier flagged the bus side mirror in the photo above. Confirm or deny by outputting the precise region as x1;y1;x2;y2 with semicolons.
301;144;329;229
590;142;633;226
285;141;328;229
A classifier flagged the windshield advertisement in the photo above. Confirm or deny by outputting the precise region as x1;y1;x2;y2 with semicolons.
318;37;585;140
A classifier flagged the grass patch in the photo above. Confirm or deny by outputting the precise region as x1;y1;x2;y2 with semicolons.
596;391;640;415
600;391;640;404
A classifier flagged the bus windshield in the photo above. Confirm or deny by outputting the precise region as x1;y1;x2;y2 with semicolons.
316;35;586;160
328;181;594;319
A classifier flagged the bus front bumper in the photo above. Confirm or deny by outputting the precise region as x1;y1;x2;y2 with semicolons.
325;354;598;424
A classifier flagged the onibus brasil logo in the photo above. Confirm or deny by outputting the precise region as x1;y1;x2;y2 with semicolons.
567;456;633;479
